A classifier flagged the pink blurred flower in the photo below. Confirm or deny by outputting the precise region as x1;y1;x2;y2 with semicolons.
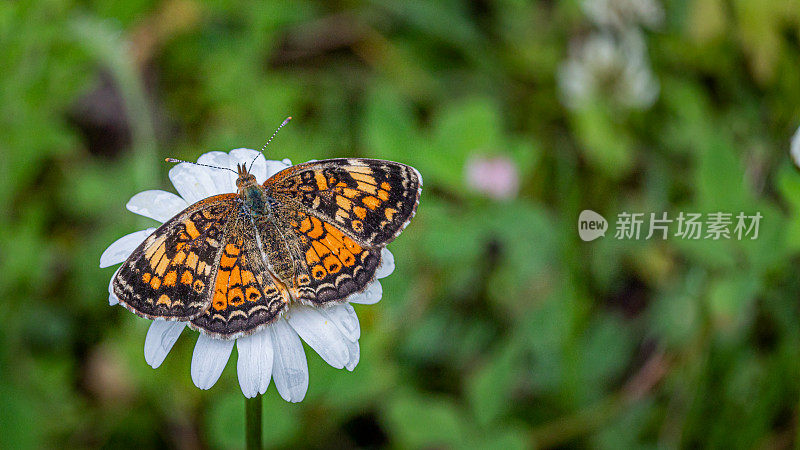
465;155;520;200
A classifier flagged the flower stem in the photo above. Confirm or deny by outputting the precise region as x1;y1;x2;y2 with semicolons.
245;394;262;450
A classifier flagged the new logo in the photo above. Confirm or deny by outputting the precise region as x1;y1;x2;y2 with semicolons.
578;210;608;241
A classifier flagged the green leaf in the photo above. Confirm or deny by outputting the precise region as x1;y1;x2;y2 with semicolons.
776;163;800;251
522;292;577;393
579;314;636;394
647;270;704;349
695;134;752;212
466;339;521;427
362;83;419;163
571;102;634;177
427;97;504;189
706;274;758;340
384;391;469;448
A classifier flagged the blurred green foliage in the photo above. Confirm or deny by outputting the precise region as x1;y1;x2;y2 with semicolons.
2;0;800;448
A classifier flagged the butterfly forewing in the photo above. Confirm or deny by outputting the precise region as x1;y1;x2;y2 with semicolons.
113;194;237;320
264;158;422;247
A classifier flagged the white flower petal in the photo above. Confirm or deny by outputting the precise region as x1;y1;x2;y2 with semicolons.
347;281;383;305
108;266;121;305
318;303;360;342
791;126;800;169
144;320;186;369
126;190;188;223
269;319;309;403
286;305;350;369
236;330;274;398
198;151;235;193
265;159;292;179
375;248;395;279
169;163;220;204
99;228;156;268
345;339;360;371
191;334;235;390
229;148;268;184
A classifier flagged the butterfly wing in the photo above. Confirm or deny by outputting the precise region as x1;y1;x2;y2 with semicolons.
264;158;422;247
113;194;237;321
263;158;421;305
268;206;382;305
189;209;290;338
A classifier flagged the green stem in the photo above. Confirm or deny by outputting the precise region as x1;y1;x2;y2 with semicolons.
245;394;262;450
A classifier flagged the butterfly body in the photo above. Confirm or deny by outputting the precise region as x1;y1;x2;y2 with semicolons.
113;158;422;339
236;164;272;218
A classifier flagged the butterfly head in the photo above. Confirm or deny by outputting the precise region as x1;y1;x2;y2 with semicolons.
235;163;258;192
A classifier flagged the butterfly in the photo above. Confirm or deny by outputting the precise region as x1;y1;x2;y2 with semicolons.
112;156;422;339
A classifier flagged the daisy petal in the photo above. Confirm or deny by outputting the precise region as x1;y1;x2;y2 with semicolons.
126;190;188;223
347;281;383;305
229;148;267;184
108;267;121;305
144;320;186;369
236;330;274;398
191;334;235;390
99;228;156;268
169;163;220;204
269;319;309;403
318;303;360;342
198;151;235;193
345;339;360;371
287;305;350;369
792;126;800;169
265;159;292;179
375;248;395;279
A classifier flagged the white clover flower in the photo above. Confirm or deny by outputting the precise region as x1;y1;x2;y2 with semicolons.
558;31;659;111
100;148;395;401
582;0;664;31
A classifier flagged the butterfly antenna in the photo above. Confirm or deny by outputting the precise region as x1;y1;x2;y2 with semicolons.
165;158;238;175
249;116;292;171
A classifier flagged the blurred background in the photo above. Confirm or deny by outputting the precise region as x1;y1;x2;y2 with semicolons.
3;0;800;448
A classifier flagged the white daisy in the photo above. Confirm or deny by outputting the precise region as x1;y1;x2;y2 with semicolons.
100;148;395;402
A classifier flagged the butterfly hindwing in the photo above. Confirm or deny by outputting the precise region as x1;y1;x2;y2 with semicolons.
189;211;290;338
264;158;422;247
113;194;237;321
268;206;382;305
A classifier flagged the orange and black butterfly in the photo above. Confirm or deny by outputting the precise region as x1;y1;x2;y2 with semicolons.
113;157;422;339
